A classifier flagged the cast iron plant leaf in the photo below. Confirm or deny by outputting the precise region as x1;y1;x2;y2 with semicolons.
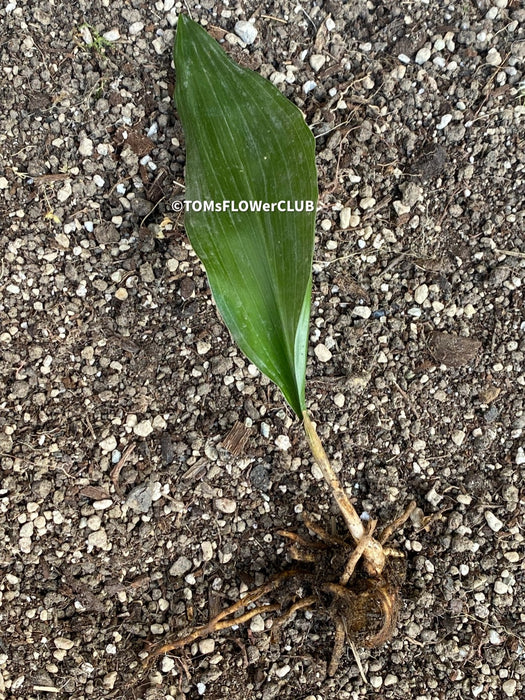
174;14;317;416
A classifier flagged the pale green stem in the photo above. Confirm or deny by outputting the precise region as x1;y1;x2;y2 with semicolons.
302;410;386;576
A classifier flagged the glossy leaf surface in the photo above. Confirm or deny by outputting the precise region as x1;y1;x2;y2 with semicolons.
174;15;318;415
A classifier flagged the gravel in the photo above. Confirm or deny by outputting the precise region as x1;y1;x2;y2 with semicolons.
1;0;524;698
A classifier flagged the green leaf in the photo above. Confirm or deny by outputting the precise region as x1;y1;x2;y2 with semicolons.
174;15;318;416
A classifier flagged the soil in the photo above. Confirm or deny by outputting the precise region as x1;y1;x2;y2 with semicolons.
1;1;524;699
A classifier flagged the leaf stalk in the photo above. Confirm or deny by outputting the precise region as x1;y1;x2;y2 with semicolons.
302;410;386;576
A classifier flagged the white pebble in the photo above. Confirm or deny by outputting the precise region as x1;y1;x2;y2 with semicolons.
333;393;345;408
451;429;466;446
93;174;105;188
100;435;117;452
275;434;291;451
234;20;257;45
339;207;352;229
360;196;376;210
201;541;214;562
197;683;206;696
275;665;290;678
198;639;215;655
303;80;317;94
133;420;153;437
485;511;504;532
88;528;108;549
250;614;265;632
214;498;236;514
310;54;326;71
503;679;517;697
79;137;94;157
169;556;192;577
436;113;453;130
196;340;211;355
0;176;8;189
103;29;120;42
54;637;75;650
515;447;525;465
161;656;175;672
93;499;113;511
486;48;502;66
57;182;72;202
414;283;429;304
353;306;371;319
415;46;432;64
314;343;332;362
128;21;144;35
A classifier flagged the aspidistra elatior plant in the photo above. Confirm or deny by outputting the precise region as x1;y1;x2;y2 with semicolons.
173;14;408;612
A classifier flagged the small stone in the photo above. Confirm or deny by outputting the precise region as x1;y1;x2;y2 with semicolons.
339;207;352;229
88;528;108;549
451;429;466;446
494;580;508;594
370;676;383;689
333;393;345;408
115;288;128;300
414;283;429;304
486;48;502;66
134;420;153;437
197;340;211;355
310;54;326;71
275;665;291;678
314;343;332;362
125;482;155;513
303;80;317;94
515;447;525;465
198;639;215;655
150;624;164;635
55;233;70;248
161;656;175;673
169;556;192;577
93;174;105;188
128;21;144;35
234;20;257;44
87;515;101;531
504;551;520;563
485;511;504;532
152;37;165;54
426;487;443;507
502;679;517;696
57;182;72;202
393;200;411;215
139;262;155;283
100;435;117;452
415;45;432;64
250;614;265;632
214;498;236;514
353;306;372;319
103;29;120;42
93;499;113;510
384;674;398;687
54;637;75;650
360;196;376;210
275;434;291;451
0;176;9;189
103;671;118;689
201;541;214;562
436;113;453;130
79;137;94;157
